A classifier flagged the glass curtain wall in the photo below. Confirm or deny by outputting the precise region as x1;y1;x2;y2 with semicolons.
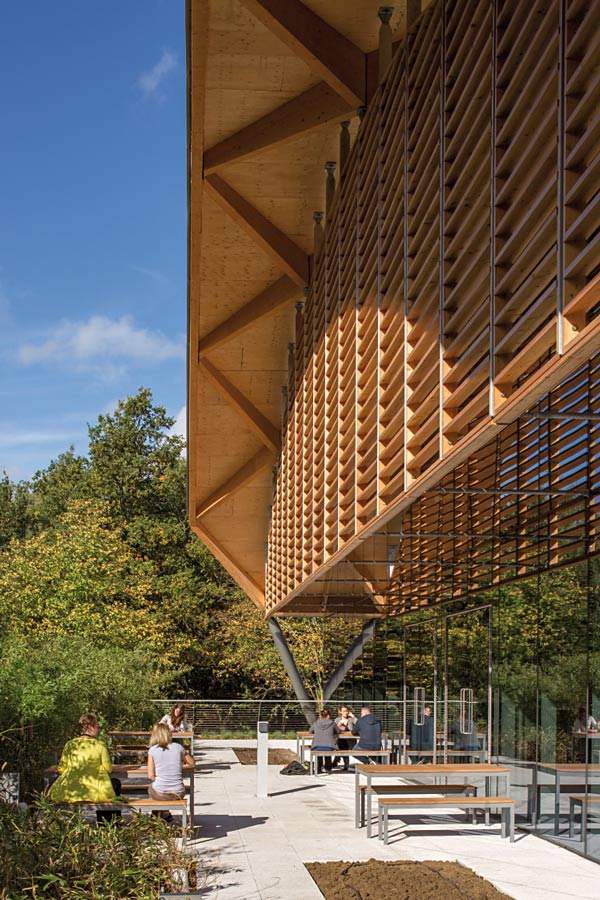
386;557;600;861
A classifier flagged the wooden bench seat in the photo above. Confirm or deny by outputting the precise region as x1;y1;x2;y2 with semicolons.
128;798;189;830
360;783;477;837
568;793;600;840
377;795;515;844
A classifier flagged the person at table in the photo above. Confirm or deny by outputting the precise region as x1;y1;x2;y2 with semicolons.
159;703;191;734
48;713;121;817
352;705;382;762
409;704;434;761
310;708;338;774
333;705;357;771
147;723;195;801
573;706;598;733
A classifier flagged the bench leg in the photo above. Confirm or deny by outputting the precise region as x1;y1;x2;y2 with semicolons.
378;805;383;841
569;799;575;839
361;788;365;828
485;777;490;826
581;802;587;843
384;808;389;845
367;791;373;839
501;807;507;839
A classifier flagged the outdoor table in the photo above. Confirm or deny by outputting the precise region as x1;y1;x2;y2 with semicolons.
297;730;390;764
354;763;510;830
536;763;600;834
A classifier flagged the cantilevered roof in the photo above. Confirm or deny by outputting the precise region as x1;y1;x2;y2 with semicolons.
188;1;425;610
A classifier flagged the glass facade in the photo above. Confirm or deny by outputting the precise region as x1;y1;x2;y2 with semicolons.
342;557;600;862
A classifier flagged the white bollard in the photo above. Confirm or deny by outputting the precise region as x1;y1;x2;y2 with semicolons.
256;720;269;799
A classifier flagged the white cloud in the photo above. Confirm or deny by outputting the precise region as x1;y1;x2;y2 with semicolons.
18;315;184;377
170;405;186;439
136;50;177;100
0;428;83;448
131;265;170;286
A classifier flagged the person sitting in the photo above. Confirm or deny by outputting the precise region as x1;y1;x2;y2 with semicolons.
147;723;194;802
159;703;191;734
409;704;434;762
573;706;598;733
352;706;382;762
48;713;121;819
309;709;338;774
333;705;357;771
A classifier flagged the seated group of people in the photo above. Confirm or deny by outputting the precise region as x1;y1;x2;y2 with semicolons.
48;704;193;809
310;704;382;773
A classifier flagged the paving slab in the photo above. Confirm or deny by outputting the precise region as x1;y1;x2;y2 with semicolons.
189;740;600;899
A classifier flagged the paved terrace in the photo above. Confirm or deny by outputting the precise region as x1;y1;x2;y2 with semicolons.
187;740;600;900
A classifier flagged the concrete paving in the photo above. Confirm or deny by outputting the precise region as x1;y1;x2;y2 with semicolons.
188;740;600;899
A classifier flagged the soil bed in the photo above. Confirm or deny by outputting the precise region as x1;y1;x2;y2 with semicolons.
306;860;511;900
233;748;296;765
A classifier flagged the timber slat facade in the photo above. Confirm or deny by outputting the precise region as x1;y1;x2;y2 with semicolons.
264;0;600;614
188;0;600;617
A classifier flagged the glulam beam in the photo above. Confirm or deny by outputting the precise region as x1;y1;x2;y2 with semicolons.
195;447;275;519
239;0;366;106
204;83;352;173
205;175;310;286
192;522;265;609
199;358;280;453
198;275;299;357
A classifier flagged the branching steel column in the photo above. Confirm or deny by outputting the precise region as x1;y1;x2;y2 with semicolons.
323;619;377;701
267;617;316;724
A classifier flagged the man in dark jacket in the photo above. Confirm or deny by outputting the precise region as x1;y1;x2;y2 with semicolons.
352;706;382;762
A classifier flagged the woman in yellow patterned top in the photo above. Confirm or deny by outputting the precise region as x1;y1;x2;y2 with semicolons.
49;713;119;803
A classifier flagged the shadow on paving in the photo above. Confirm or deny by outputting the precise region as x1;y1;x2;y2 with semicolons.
195;814;268;841
269;784;324;797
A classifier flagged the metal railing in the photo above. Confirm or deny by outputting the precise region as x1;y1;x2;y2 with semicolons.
146;699;406;736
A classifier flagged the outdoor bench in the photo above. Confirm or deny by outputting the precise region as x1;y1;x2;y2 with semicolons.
360;782;478;837
309;748;391;775
377;795;515;844
568;793;600;839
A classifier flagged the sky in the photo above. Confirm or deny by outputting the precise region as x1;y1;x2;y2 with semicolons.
0;1;187;480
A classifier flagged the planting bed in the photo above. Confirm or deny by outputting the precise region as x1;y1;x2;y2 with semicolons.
233;748;296;765
306;860;511;899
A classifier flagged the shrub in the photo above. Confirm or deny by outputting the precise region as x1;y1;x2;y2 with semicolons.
0;798;199;899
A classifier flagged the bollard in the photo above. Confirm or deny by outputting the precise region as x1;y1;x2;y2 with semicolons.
256;720;269;798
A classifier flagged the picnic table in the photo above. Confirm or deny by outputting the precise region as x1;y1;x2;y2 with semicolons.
354;762;510;830
536;763;600;834
296;730;389;764
44;762;196;822
295;730;359;763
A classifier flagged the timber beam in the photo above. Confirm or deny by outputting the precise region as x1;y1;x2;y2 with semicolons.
205;175;310;286
198;275;299;357
203;83;353;173
239;0;366;106
191;521;265;609
198;358;280;453
196;447;275;519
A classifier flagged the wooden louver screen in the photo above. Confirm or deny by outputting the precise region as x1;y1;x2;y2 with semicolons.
266;0;600;616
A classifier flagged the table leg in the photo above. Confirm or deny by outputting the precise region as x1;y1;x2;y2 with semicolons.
189;771;195;827
354;768;360;828
296;735;300;761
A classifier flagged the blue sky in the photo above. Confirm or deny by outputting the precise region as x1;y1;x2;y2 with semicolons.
0;1;186;479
